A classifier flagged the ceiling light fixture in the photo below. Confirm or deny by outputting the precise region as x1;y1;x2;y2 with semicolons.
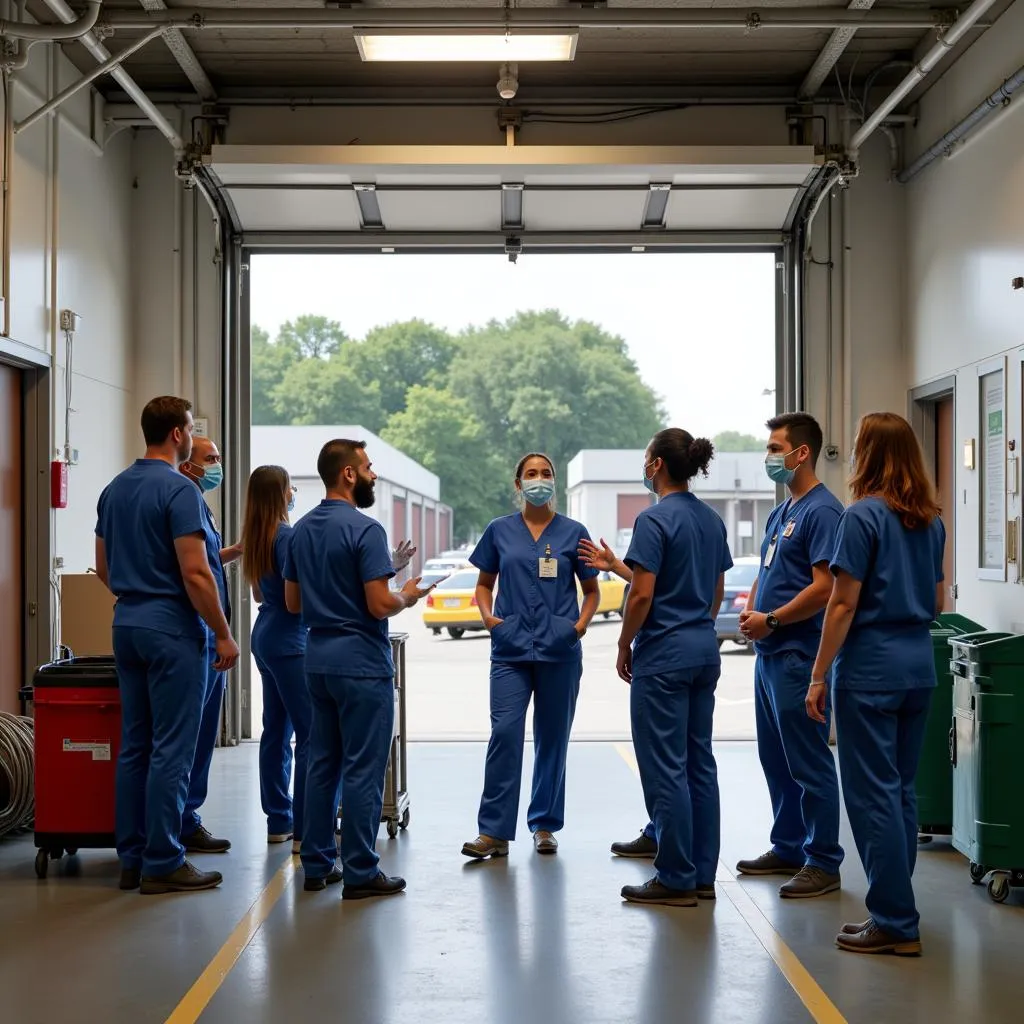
353;31;578;62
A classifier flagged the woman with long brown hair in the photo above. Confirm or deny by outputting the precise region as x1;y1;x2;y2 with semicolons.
807;412;946;956
242;465;310;855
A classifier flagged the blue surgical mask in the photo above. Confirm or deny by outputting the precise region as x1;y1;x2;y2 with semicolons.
764;453;795;486
287;495;296;513
642;461;657;493
521;480;555;507
197;463;223;492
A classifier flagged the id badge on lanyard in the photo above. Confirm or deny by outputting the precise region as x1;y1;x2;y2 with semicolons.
539;543;558;579
764;535;778;568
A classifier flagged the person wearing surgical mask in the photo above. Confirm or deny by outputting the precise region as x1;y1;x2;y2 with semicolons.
178;435;241;855
729;413;845;899
462;453;601;860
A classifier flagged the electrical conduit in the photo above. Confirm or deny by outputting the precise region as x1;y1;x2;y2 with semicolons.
0;0;99;40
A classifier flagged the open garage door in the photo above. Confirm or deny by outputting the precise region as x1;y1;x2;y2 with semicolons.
205;143;820;245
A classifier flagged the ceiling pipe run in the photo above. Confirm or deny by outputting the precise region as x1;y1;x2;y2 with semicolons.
798;0;876;100
847;0;1001;160
38;0;185;152
0;0;99;40
101;7;980;32
897;62;1024;183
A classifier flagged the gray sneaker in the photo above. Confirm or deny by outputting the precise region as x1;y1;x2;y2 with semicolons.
779;865;841;899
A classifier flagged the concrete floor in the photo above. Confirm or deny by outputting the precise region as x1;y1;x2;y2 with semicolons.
0;741;1022;1024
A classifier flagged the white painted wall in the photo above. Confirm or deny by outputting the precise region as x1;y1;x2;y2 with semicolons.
903;3;1024;632
5;47;134;584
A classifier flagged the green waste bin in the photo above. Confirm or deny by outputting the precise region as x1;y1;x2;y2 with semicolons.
949;630;1024;903
916;614;984;838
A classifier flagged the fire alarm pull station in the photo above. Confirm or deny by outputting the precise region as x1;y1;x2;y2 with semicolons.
51;461;69;509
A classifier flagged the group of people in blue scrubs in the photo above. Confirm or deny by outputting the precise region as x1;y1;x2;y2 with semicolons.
97;395;946;943
96;396;239;895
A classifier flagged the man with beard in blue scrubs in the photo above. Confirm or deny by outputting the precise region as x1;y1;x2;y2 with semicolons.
734;412;845;898
178;434;241;855
95;396;239;895
285;439;435;900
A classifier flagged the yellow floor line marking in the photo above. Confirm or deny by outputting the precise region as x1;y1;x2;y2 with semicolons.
165;856;296;1024
613;742;848;1024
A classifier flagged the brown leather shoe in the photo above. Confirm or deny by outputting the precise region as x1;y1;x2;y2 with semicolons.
841;918;873;935
533;830;558;854
462;835;510;859
836;922;922;956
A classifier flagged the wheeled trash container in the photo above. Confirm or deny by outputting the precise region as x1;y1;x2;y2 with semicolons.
916;614;984;840
30;657;121;879
336;632;410;844
949;631;1024;903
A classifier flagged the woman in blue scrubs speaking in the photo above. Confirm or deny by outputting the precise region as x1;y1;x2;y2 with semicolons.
808;412;945;956
462;453;601;859
242;466;311;857
598;429;732;907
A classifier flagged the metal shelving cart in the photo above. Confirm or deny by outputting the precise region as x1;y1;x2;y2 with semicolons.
336;631;410;844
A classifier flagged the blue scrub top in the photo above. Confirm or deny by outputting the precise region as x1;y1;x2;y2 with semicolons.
625;491;733;677
95;459;206;638
470;513;599;664
199;499;231;628
253;523;307;658
830;497;946;690
753;483;843;658
284;500;395;678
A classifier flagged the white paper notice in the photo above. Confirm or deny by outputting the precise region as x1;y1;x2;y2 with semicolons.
981;370;1005;570
63;739;111;761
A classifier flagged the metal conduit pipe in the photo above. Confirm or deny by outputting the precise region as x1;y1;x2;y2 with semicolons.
39;0;184;152
13;27;165;135
848;0;1001;160
101;7;983;32
0;0;100;40
897;63;1024;183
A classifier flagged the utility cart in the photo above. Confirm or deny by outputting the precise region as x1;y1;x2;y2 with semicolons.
336;632;410;844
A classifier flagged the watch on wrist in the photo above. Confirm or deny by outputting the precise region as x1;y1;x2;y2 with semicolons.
766;612;780;631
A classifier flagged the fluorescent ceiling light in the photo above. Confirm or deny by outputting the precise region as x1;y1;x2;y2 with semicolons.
354;32;578;62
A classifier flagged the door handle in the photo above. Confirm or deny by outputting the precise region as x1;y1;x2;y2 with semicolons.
949;722;957;767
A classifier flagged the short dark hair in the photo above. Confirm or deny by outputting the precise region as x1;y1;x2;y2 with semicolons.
317;439;366;489
649;428;715;484
141;396;192;447
766;412;824;465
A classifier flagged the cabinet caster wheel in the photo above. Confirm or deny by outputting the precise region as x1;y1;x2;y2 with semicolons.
400;809;410;830
66;847;78;856
35;850;49;880
386;819;398;839
917;834;933;844
970;862;988;884
988;876;1010;904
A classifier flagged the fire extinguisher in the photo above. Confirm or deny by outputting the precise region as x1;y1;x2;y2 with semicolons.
51;460;69;509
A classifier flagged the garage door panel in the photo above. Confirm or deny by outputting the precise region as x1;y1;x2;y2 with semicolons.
226;188;362;230
664;188;797;230
376;189;499;231
524;190;648;231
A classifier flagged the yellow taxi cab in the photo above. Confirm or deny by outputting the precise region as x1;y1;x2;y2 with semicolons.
424;566;626;640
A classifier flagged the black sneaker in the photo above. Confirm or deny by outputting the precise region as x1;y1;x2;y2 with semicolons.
696;884;716;901
182;825;231;854
119;868;141;891
140;860;222;895
342;871;407;901
610;833;658;859
621;878;698;907
735;850;801;876
303;866;343;892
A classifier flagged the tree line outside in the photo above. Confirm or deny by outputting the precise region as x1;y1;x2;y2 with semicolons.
251;312;763;539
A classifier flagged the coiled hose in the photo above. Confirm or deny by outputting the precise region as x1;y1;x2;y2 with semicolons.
0;712;34;837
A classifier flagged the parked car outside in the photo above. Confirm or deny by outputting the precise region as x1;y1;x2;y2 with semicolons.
715;556;761;648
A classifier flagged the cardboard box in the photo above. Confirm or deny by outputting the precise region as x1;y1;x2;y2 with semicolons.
60;573;115;657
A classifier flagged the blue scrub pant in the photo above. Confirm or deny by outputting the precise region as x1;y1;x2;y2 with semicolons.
834;687;932;941
631;665;720;891
181;631;225;838
254;650;312;837
477;659;582;841
754;651;843;874
113;626;206;877
301;673;393;886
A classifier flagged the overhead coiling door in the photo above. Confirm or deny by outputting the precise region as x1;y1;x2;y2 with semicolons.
205;144;820;245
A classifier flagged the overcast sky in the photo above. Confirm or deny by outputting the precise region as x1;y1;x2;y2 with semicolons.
250;252;777;439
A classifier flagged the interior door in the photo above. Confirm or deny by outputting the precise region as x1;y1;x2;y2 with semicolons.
0;364;23;714
935;396;956;608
